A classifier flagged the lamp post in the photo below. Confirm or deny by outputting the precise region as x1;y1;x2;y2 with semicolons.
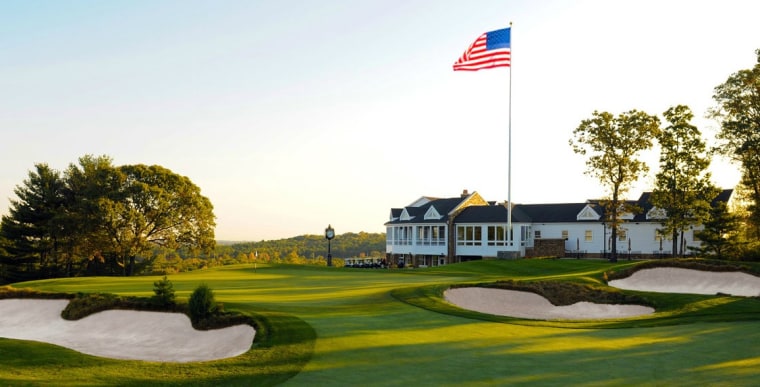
325;224;335;267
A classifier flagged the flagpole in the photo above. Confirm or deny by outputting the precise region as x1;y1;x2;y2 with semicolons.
507;21;513;247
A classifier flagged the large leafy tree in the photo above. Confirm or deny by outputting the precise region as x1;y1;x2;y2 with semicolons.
64;157;216;276
650;105;719;257
62;155;123;274
711;48;760;238
106;164;216;275
570;110;660;262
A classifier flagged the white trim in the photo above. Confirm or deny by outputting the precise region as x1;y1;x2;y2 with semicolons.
424;206;442;220
577;205;601;220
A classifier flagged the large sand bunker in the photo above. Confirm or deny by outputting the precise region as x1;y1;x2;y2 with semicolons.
444;287;654;320
446;268;760;320
608;267;760;297
0;299;255;362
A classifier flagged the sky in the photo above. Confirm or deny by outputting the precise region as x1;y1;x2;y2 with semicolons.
1;0;758;241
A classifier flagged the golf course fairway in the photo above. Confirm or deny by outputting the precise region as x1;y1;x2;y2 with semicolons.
1;259;759;386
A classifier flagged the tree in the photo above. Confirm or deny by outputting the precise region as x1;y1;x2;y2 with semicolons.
711;48;760;238
105;164;216;275
64;158;216;276
188;283;217;323
0;163;69;279
151;275;176;307
692;202;742;259
570;110;661;262
62;155;123;275
650;105;720;257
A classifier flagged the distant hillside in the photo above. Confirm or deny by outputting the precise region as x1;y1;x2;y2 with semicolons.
216;232;386;259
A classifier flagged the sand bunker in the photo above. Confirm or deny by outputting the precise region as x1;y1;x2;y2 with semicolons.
608;267;760;297
444;287;654;320
446;268;760;320
0;299;255;362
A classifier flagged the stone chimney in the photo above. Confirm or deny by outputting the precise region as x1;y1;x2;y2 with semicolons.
461;189;469;198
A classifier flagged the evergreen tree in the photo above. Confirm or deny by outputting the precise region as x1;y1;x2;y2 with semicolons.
188;283;217;323
0;164;68;279
692;202;742;259
151;275;176;307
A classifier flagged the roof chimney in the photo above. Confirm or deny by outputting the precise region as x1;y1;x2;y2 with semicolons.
461;189;469;198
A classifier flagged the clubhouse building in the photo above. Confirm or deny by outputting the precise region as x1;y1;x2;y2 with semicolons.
385;189;733;267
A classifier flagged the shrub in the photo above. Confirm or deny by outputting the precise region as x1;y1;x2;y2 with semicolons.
151;276;176;307
188;283;217;323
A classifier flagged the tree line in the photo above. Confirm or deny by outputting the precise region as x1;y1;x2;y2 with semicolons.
570;48;760;261
142;232;385;276
216;232;386;265
0;155;215;283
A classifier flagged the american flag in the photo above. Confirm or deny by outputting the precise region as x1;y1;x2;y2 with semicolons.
453;27;511;71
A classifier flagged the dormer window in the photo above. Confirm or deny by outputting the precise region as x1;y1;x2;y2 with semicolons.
577;205;601;220
400;208;414;221
647;207;667;220
424;206;442;220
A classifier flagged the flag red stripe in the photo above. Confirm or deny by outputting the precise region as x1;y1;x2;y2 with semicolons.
453;33;511;71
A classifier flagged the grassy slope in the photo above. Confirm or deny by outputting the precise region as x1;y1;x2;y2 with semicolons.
1;260;759;386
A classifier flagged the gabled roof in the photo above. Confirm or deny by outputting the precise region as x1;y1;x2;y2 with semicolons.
386;189;735;226
386;196;469;225
385;191;490;225
633;189;734;222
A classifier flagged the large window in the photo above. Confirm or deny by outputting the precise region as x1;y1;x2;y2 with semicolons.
416;225;446;245
584;230;593;242
618;229;627;242
391;226;413;245
487;225;508;246
457;225;482;246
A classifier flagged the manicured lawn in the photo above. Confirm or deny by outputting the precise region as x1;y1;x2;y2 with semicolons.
2;259;760;386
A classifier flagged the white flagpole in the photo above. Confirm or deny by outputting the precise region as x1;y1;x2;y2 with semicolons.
507;21;513;247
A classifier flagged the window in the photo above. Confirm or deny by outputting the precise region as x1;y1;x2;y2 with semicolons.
618;229;627;242
487;225;508;246
561;230;569;240
416;225;446;245
457;225;482;246
534;230;542;239
396;226;412;245
584;230;593;242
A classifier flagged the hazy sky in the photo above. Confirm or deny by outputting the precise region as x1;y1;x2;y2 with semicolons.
1;0;757;241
